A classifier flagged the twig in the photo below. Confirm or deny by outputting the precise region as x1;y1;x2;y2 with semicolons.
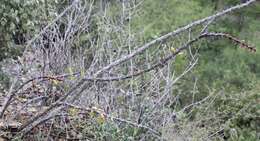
205;32;256;52
93;0;256;77
0;0;78;120
23;0;78;53
14;30;255;131
0;78;18;118
63;103;162;138
15;107;66;138
15;0;257;134
17;79;85;132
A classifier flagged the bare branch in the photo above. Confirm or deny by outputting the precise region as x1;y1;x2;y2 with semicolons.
93;0;256;77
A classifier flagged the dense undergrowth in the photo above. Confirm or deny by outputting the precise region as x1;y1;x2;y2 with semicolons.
0;0;259;140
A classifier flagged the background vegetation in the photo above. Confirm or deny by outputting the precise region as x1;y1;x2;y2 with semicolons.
0;0;259;140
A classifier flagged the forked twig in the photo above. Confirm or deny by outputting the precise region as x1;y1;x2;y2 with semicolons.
12;0;257;137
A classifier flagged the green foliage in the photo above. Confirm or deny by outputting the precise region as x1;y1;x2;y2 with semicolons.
0;67;10;88
0;0;37;33
130;1;260;140
217;88;259;141
0;0;259;140
0;0;40;61
197;46;257;90
131;0;212;40
69;117;152;141
172;86;259;141
0;0;41;88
